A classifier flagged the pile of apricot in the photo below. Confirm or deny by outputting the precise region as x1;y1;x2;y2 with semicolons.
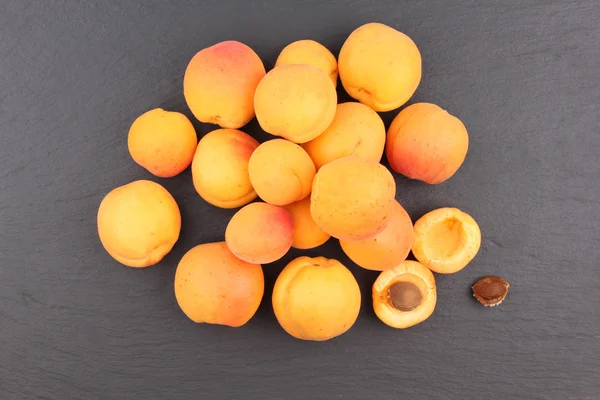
97;22;486;341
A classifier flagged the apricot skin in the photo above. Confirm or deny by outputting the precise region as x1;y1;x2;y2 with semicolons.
310;157;396;241
283;197;330;249
184;41;266;129
225;202;293;264
338;23;421;112
302;102;386;170
192;129;259;209
275;40;338;87
128;108;198;178
272;256;361;341
97;180;181;268
254;64;337;143
386;103;469;184
340;200;413;271
174;242;264;327
248;139;316;206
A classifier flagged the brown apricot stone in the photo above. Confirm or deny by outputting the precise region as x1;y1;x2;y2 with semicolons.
472;276;510;307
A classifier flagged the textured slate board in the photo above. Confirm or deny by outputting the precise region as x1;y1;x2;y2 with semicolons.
1;1;599;399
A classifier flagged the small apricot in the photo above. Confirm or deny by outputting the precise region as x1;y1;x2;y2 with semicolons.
338;23;421;111
248;139;316;206
386;103;469;184
127;108;198;178
283;197;330;249
275;39;338;87
184;41;266;129
302;102;386;170
272;256;361;341
412;207;481;274
174;242;264;327
254;64;337;143
225;202;293;264
310;157;396;241
97;180;181;267
191;128;259;209
340;200;413;271
372;260;437;329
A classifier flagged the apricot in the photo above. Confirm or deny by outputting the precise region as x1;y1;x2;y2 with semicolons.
338;22;421;111
254;64;337;143
191;129;259;209
340;200;413;271
275;40;338;87
248;139;316;206
372;260;437;329
272;256;361;341
302;102;385;170
310;157;396;241
283;197;330;249
97;180;181;267
386;103;469;184
412;207;481;274
127;108;197;178
225;202;293;264
174;242;264;327
184;41;266;129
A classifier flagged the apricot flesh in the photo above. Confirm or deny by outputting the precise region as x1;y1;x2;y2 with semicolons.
174;242;264;327
412;207;481;274
372;260;437;329
283;197;330;250
97;180;181;268
275;39;338;87
272;256;361;341
386;103;469;184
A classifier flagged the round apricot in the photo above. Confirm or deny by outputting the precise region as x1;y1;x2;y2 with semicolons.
175;242;264;327
372;260;436;329
225;202;293;264
192;128;259;209
248;139;316;206
275;39;338;87
283;197;330;249
338;23;421;111
386;103;469;184
272;256;361;341
310;157;396;241
97;180;181;267
254;64;337;143
340;200;413;271
184;41;266;129
412;207;481;274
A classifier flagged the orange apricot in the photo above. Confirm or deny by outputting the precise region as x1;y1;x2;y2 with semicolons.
283;197;330;249
275;39;338;87
386;103;469;184
372;260;437;329
174;242;264;327
272;256;361;341
97;180;180;267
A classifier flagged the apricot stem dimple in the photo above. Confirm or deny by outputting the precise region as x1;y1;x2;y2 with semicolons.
388;281;422;311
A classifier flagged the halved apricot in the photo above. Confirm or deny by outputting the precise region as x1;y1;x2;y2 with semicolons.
412;207;481;274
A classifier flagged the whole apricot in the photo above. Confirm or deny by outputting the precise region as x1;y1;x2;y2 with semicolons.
225;202;293;264
127;108;197;178
302;102;386;170
97;180;181;267
412;207;481;274
272;256;361;341
310;157;396;241
373;260;437;329
283;197;330;249
175;242;264;327
248;139;316;206
275;39;338;87
254;64;337;143
386;103;469;184
340;200;413;271
192;128;259;209
184;41;266;129
338;22;421;111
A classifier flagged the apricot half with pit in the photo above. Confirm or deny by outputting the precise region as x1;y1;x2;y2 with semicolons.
412;207;481;274
372;260;436;329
